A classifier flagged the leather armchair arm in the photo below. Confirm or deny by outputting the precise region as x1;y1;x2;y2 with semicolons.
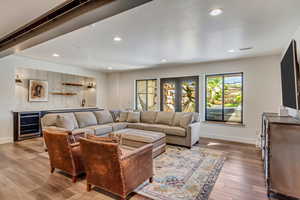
120;144;153;161
70;142;80;148
120;144;153;195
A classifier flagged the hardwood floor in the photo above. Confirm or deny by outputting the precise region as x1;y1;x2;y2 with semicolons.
0;137;268;200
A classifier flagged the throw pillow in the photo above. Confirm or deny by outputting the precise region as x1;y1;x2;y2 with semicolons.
179;113;194;128
94;110;114;124
127;112;140;123
119;111;129;122
74;112;97;128
56;115;76;131
155;112;175;125
141;111;157;124
172;112;185;126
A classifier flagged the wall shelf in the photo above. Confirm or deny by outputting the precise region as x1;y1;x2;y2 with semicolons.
62;82;84;87
51;92;77;96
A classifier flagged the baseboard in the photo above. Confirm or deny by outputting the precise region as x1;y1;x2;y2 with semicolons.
200;133;257;145
0;137;13;144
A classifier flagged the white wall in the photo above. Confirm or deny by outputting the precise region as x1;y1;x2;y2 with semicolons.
15;68;97;109
0;55;108;144
107;55;282;144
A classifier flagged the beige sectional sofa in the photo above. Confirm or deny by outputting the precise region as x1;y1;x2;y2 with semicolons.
41;110;201;148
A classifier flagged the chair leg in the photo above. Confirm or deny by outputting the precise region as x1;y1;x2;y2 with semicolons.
149;177;153;183
50;168;55;173
87;183;92;192
72;176;77;183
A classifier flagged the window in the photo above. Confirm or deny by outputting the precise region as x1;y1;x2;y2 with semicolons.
161;76;199;112
136;79;157;111
205;73;243;123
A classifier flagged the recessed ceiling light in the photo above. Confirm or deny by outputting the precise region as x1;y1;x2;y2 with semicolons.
91;24;96;27
209;8;223;16
228;49;235;53
52;53;60;57
161;59;167;62
107;67;113;70
113;36;122;42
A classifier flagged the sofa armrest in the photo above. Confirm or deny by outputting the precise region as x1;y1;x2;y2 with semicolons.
120;144;153;194
186;122;201;147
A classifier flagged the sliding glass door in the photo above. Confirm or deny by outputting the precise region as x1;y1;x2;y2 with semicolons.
161;76;199;112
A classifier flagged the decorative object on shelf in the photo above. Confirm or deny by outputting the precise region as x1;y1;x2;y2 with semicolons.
15;74;23;83
81;99;86;107
29;80;48;102
62;82;84;87
51;92;77;96
87;82;96;89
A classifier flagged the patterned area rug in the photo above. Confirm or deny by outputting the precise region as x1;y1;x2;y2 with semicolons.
135;145;226;200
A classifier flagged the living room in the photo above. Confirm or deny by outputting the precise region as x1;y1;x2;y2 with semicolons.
0;0;299;200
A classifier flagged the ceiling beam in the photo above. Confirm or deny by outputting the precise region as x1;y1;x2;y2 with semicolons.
0;0;152;58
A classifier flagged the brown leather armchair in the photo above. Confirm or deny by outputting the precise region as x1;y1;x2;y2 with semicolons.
80;138;153;200
43;130;85;183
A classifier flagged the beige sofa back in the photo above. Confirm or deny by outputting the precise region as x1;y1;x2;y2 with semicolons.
120;111;199;127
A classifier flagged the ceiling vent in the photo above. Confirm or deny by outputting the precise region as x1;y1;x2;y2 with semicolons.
239;47;253;51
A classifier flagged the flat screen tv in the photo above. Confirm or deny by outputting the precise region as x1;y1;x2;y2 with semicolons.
281;40;300;109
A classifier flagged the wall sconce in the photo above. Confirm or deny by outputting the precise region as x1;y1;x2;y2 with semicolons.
15;74;23;83
87;82;96;89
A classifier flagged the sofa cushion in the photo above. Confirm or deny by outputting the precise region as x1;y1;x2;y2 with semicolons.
60;113;79;129
86;125;113;136
155;112;175;125
127;123;148;130
72;128;94;135
56;115;76;131
127;112;140;123
164;126;186;137
141;111;157;124
41;114;57;127
42;113;79;128
172;112;185;126
94;110;114;124
119;111;128;122
179;113;194;128
74;112;97;128
108;122;128;131
143;124;169;132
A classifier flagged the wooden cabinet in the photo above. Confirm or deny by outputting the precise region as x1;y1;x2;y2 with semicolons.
262;113;300;199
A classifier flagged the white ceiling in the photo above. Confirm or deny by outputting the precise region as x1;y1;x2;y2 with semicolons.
17;0;300;71
0;0;65;38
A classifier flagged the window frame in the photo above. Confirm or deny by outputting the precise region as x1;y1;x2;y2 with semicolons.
160;76;199;112
135;79;158;111
205;72;244;123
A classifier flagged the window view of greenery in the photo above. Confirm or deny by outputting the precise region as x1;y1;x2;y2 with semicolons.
206;73;243;123
162;77;198;112
136;80;157;111
162;81;176;112
181;80;196;112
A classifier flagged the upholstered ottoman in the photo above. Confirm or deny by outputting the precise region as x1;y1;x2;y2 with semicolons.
111;128;166;158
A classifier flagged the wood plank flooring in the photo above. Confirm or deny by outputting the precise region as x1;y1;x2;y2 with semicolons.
0;137;268;200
